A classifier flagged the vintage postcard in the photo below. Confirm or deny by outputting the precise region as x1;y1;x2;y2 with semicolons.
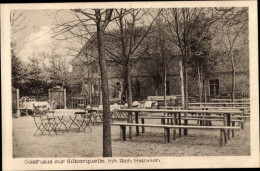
1;1;259;170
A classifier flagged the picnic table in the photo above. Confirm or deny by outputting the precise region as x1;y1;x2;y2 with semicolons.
114;108;242;146
118;108;242;135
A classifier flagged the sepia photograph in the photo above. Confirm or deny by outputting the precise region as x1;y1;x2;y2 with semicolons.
1;1;259;170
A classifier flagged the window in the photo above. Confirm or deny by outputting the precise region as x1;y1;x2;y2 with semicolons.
209;79;219;96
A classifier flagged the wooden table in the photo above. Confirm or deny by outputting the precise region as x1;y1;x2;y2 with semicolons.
188;106;250;114
118;108;242;140
188;102;250;107
210;99;250;102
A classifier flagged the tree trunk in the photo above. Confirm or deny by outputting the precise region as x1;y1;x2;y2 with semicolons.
126;63;133;108
164;64;167;110
203;78;207;103
183;61;188;109
99;78;102;105
96;11;112;157
197;65;202;102
231;51;236;103
126;62;133;139
179;60;185;107
232;69;235;102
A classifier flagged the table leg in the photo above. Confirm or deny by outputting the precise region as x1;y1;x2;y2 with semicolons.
164;127;170;143
178;112;181;138
184;118;188;135
128;111;132;139
241;109;245;130
141;118;145;133
120;125;126;141
135;112;139;136
173;113;177;139
161;118;166;125
220;129;224;147
223;114;229;144
231;121;235;138
167;112;169;125
226;113;231;140
173;128;176;140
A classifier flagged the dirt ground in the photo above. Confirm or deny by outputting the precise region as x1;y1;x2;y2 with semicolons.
12;115;250;158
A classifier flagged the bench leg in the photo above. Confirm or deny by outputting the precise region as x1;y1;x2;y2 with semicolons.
141;118;145;133
120;125;126;141
220;129;224;147
164;128;170;143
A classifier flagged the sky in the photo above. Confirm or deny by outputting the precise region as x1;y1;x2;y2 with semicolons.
12;10;77;67
11;9;157;66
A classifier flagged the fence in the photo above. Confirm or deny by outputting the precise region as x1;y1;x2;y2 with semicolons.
20;95;48;102
66;94;101;109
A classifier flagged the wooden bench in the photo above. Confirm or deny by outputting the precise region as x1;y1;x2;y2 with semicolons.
111;123;240;147
140;115;247;128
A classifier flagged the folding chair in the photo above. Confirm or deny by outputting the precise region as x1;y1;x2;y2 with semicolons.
44;111;67;134
87;110;102;126
97;111;103;123
32;111;48;136
75;111;92;133
40;110;57;135
32;106;50;136
32;105;63;135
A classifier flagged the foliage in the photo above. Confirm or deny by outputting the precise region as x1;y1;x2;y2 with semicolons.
188;13;215;76
11;43;25;89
